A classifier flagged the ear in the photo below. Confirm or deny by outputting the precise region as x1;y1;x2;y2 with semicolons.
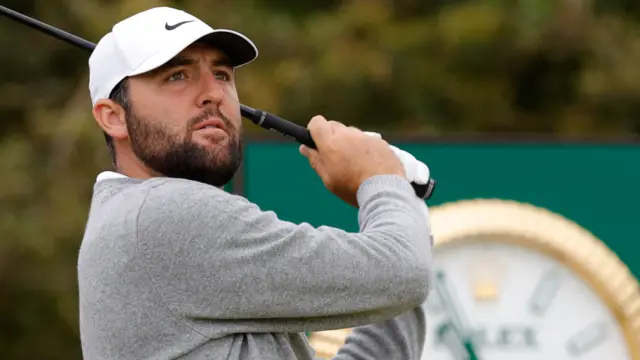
92;99;128;140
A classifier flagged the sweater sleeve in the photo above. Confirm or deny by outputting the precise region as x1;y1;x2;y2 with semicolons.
329;306;426;360
135;174;433;333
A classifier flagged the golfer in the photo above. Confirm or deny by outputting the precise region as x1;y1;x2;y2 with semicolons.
78;6;433;360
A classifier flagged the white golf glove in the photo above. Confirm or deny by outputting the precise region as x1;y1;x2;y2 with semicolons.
365;131;433;243
364;131;431;188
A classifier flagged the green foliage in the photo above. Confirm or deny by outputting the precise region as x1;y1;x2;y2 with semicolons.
2;0;640;358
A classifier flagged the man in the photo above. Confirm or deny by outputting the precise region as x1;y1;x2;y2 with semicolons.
78;6;433;360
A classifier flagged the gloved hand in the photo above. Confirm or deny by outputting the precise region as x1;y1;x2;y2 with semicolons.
364;131;431;190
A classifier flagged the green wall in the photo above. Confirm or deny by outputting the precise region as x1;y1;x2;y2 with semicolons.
240;140;640;280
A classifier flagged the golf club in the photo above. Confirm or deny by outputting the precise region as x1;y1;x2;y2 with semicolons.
0;5;436;199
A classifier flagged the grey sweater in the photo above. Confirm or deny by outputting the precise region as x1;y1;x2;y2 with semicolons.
77;173;433;360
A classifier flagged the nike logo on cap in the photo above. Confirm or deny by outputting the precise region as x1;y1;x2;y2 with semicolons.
165;20;195;31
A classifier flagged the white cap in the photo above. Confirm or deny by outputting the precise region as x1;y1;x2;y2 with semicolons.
88;7;258;105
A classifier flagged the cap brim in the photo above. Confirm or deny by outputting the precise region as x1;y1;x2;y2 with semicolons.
197;30;258;68
128;28;258;77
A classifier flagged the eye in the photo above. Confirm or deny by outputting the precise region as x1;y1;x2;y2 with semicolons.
214;70;232;81
167;71;187;82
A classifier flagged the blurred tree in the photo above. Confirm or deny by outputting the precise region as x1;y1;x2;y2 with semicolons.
3;0;640;358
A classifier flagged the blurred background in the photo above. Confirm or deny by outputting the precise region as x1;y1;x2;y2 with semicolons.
1;0;640;359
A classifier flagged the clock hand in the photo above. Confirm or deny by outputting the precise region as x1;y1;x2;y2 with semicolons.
434;271;481;360
437;321;472;360
434;300;478;360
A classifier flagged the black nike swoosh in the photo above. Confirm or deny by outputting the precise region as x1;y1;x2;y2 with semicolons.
165;20;195;31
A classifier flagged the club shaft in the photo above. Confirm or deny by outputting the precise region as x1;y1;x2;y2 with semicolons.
0;6;95;50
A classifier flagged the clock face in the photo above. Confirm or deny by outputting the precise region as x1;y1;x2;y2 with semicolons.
422;237;632;360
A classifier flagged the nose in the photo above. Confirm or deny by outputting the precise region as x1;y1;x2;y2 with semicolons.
196;73;225;108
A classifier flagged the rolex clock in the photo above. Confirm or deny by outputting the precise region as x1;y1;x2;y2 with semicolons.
308;199;640;360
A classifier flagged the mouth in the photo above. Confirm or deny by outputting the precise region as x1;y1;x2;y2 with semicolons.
194;118;227;133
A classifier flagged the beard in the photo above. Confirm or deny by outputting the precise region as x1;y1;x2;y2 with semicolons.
126;107;242;187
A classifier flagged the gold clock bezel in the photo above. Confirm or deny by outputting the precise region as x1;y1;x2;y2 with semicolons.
308;199;640;359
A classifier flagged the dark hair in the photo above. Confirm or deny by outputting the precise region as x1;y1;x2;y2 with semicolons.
105;78;131;167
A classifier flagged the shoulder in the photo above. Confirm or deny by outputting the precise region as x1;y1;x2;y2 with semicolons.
137;177;257;222
133;177;274;251
143;177;226;200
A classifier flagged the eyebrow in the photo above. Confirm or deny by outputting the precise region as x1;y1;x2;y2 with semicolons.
154;54;234;74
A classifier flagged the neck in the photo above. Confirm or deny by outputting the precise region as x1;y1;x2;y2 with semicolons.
114;151;159;180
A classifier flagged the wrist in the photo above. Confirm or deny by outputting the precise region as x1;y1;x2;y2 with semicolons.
356;174;414;205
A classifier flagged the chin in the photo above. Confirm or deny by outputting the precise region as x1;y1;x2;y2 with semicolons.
197;134;229;148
